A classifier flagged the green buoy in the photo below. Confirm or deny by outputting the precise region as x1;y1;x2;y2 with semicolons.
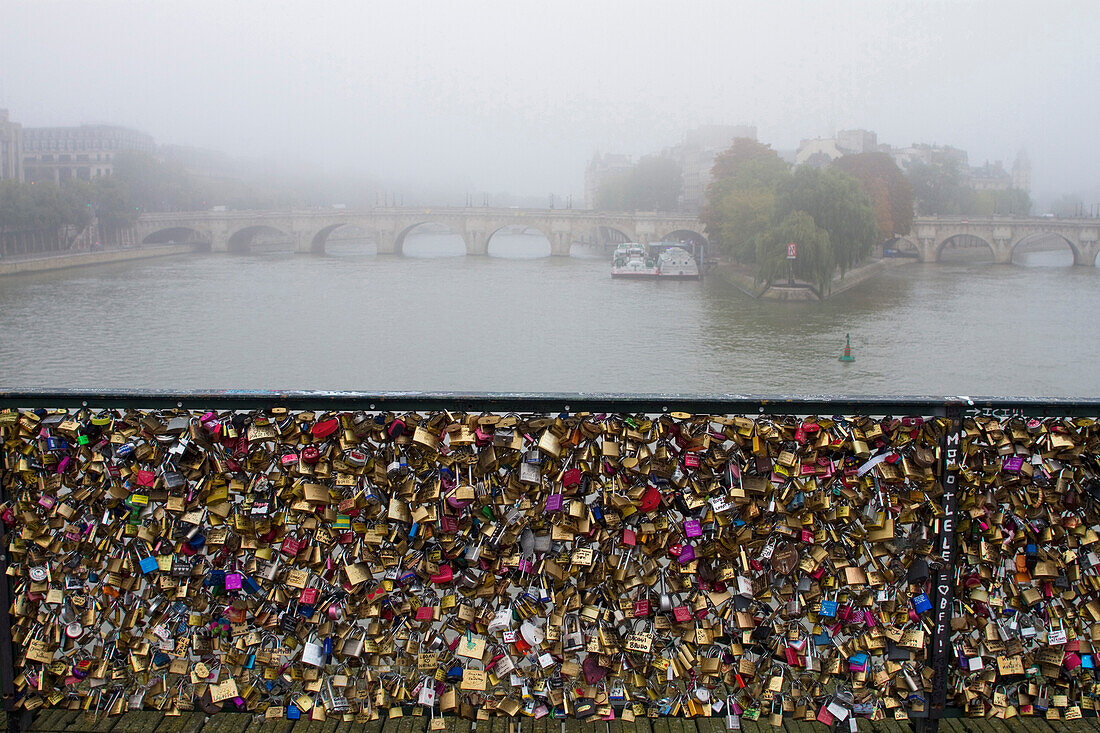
839;333;855;362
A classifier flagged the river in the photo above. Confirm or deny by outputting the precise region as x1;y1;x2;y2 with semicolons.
0;232;1096;398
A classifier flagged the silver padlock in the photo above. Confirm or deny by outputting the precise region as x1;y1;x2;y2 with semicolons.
302;633;325;667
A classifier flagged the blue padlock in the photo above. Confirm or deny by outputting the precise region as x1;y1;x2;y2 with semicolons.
205;569;225;588
322;637;333;656
819;592;838;617
912;592;932;614
138;556;159;574
286;704;300;720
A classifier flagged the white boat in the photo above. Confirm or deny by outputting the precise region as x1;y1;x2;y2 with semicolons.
610;243;658;278
656;245;700;279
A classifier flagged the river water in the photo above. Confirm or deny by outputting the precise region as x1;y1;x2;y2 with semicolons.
0;233;1097;398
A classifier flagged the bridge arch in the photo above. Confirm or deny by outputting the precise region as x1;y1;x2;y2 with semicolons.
394;222;468;257
227;225;294;254
657;228;708;252
935;233;996;263
309;222;376;255
891;236;921;257
1010;232;1080;266
141;226;211;250
485;224;552;258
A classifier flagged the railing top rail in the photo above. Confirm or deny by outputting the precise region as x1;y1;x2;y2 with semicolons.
1;391;1097;417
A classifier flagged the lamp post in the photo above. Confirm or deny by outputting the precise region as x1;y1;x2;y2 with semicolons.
786;242;797;286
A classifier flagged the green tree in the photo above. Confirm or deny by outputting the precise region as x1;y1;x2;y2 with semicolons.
112;150;203;212
755;211;834;294
89;177;137;229
906;161;970;215
773;167;878;274
705;185;775;262
832;152;913;238
700;139;790;261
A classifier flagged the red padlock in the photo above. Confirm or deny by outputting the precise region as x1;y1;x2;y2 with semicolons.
311;418;340;440
301;445;320;464
299;588;319;606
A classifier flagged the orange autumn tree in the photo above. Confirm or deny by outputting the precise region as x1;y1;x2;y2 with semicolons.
831;152;913;241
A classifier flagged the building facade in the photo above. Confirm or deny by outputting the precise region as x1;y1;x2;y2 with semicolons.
669;125;757;210
966;161;1012;191
1012;149;1031;192
22;124;155;184
0;109;24;182
795;129;879;167
583;152;633;209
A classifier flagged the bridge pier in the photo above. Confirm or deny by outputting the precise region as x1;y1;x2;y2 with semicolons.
550;231;572;257
1077;232;1099;266
465;230;489;256
375;229;398;255
210;230;229;254
293;230;313;255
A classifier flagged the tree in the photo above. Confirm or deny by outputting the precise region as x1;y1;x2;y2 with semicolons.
700;139;790;261
112;150;203;212
772;167;878;274
755;211;834;294
832;152;913;238
906;161;969;216
710;138;789;182
705;185;774;262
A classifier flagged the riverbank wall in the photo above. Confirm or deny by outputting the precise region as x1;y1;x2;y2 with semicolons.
714;256;915;301
0;242;202;277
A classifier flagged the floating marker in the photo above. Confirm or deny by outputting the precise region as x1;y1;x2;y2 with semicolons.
839;333;855;362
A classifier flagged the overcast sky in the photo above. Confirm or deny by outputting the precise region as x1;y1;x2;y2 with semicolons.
2;0;1097;200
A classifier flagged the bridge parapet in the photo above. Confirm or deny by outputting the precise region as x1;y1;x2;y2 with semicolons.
908;215;1100;265
136;207;706;257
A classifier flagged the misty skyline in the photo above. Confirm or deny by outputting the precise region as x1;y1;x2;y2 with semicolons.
2;0;1097;200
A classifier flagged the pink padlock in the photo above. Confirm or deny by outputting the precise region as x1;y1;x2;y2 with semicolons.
677;544;695;564
683;520;702;538
225;573;242;591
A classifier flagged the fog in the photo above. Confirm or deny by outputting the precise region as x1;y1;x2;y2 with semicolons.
2;0;1097;200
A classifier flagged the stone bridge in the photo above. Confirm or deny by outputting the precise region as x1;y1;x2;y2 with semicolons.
133;207;707;257
899;216;1100;266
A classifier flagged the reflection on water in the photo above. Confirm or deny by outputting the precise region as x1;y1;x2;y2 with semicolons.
0;233;1096;397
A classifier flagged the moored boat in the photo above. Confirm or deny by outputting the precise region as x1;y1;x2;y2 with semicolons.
656;245;700;279
610;243;658;278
